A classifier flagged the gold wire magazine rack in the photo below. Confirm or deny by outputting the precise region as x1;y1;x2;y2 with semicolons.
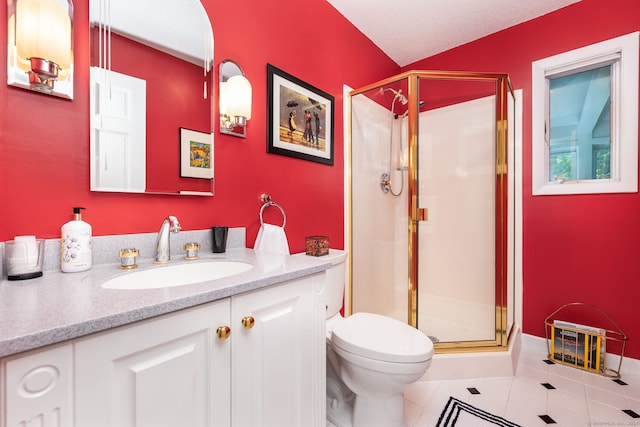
544;302;628;378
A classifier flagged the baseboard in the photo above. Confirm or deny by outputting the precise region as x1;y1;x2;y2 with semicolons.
521;333;640;377
419;330;638;382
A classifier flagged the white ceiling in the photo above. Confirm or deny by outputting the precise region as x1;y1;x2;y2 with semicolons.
89;0;213;66
326;0;581;66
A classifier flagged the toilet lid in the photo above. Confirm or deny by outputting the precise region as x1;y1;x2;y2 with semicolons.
331;312;434;363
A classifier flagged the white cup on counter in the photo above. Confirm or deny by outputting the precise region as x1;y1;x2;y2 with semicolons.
5;235;44;280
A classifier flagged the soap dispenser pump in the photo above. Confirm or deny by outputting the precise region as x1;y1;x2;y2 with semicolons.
61;207;92;273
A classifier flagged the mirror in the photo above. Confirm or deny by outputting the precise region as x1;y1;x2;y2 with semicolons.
89;0;214;195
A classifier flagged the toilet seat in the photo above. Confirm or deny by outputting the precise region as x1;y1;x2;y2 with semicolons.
331;312;433;363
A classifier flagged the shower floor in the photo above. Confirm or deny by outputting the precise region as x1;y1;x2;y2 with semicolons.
384;293;496;344
418;294;496;343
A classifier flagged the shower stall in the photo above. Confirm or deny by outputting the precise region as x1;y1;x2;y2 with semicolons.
348;71;516;352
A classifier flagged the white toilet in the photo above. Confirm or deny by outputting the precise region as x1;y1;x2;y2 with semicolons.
320;249;434;427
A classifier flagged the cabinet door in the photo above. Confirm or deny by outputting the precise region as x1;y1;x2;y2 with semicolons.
75;299;231;427
232;273;326;427
2;343;73;427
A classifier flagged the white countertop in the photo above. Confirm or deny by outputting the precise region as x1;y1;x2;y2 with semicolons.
0;248;330;358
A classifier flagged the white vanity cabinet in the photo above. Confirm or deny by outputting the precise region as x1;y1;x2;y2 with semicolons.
72;271;325;427
1;343;74;427
75;298;231;427
232;275;326;426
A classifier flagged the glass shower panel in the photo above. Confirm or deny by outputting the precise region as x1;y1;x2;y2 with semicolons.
349;71;515;352
416;78;500;343
351;81;409;323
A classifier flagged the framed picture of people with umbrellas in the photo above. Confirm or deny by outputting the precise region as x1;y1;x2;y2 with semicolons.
267;64;334;165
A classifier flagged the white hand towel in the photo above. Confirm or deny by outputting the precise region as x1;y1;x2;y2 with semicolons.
254;250;287;274
254;223;290;255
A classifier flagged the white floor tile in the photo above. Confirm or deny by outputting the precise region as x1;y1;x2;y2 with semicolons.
515;362;548;383
517;349;549;369
548;388;589;414
583;370;625;391
404;398;425;427
547;361;585;382
509;376;549;401
326;345;639;427
404;380;443;408
547;371;585;395
626;395;640;410
585;383;628;407
588;400;638;423
505;391;547;422
546;400;591;427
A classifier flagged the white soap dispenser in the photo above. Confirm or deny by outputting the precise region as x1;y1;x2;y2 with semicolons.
61;207;92;273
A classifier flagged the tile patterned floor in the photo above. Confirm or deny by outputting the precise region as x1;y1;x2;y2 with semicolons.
402;344;640;426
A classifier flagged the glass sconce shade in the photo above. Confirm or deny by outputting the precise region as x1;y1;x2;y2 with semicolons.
219;60;251;137
7;0;74;99
16;0;72;70
224;74;252;120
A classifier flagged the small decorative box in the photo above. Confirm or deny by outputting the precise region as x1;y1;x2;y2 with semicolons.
305;235;329;256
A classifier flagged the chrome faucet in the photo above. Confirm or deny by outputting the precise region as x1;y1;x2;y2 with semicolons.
154;215;181;263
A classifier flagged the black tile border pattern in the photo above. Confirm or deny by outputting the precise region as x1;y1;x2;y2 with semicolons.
538;414;557;424
623;409;640;419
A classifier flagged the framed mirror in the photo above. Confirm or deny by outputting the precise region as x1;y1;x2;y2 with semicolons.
89;0;214;196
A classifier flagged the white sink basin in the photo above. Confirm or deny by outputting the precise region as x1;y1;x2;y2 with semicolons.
101;261;253;290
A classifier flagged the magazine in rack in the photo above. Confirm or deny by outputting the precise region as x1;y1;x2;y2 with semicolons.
551;320;606;373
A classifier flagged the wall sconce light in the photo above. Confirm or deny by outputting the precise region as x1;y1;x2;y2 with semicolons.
7;0;74;99
219;60;252;138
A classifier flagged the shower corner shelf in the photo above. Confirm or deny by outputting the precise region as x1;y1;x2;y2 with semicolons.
544;302;628;378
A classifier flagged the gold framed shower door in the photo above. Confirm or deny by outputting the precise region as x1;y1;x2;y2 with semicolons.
348;70;515;353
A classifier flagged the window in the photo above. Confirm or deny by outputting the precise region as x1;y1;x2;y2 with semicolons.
549;149;576;182
532;32;639;195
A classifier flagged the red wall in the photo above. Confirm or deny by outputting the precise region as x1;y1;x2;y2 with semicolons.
406;0;640;359
3;0;639;359
0;0;398;253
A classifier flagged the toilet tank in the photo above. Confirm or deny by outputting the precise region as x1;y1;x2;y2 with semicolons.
321;249;348;318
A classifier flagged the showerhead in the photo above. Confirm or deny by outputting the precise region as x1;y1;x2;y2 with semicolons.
380;87;408;105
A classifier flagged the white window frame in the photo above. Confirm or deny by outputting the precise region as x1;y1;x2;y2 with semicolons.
532;32;639;195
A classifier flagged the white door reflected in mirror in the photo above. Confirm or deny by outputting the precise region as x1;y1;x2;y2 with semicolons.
90;67;146;193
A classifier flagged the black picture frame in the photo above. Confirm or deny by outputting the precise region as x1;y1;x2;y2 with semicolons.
267;64;334;165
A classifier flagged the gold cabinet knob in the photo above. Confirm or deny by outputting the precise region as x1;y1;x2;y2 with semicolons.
241;316;255;329
216;326;231;340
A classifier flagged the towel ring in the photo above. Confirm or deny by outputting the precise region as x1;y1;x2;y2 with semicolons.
260;201;286;228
